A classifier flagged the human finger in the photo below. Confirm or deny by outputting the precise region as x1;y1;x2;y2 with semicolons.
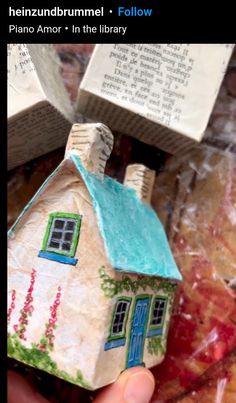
94;366;155;403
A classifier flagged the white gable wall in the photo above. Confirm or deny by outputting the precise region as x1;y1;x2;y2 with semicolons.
8;160;116;386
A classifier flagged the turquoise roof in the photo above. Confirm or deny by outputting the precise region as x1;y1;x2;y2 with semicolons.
70;154;182;281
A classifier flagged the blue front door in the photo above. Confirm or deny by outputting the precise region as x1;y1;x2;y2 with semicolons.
127;297;150;368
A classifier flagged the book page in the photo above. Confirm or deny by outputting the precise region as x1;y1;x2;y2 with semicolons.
8;44;74;122
27;44;74;122
78;90;194;155
7;44;45;117
79;44;234;140
8;102;71;170
7;44;75;169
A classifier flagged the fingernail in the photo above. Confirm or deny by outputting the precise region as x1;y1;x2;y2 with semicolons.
123;371;155;403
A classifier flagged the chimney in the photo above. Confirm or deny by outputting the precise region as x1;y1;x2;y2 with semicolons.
65;123;114;176
124;164;155;204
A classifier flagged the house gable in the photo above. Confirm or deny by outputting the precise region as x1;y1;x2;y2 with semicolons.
8;158;117;385
8;159;111;273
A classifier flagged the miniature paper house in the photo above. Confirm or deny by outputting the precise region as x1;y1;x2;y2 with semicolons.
7;123;182;390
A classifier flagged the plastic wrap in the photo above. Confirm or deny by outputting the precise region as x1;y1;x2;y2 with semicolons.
150;144;236;402
174;348;236;402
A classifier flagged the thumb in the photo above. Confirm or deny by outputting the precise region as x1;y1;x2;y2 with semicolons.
94;366;155;403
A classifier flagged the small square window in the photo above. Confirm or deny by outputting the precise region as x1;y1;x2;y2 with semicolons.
150;297;167;328
110;299;131;338
40;213;82;263
46;217;78;255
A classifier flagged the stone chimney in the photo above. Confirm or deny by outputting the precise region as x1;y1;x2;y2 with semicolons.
65;123;114;176
124;164;155;204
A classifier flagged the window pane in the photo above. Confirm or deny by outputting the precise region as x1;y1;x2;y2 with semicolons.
111;300;129;336
54;220;65;230
64;232;73;242
65;221;75;231
151;298;166;326
49;240;60;249
52;231;63;240
121;302;127;313
62;242;71;251
120;312;125;323
152;317;157;324
117;302;123;313
112;324;119;334
114;314;120;325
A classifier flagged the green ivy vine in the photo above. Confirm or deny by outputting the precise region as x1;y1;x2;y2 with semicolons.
7;333;92;389
99;266;177;298
147;337;166;356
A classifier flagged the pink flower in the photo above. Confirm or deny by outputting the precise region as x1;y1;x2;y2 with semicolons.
49;318;55;325
41;285;62;350
15;269;37;340
7;290;17;326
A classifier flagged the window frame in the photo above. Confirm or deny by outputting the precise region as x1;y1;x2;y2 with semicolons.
108;297;132;341
41;212;81;258
149;296;168;331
